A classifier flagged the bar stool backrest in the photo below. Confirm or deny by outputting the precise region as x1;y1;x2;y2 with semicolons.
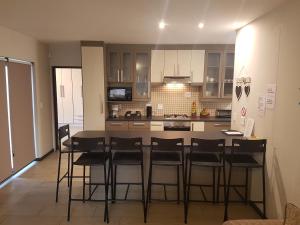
71;137;106;153
151;137;184;152
191;138;225;154
232;139;267;153
58;124;70;149
110;137;142;152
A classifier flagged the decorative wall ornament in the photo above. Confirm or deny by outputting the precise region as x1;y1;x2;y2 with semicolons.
235;78;243;100
243;77;251;97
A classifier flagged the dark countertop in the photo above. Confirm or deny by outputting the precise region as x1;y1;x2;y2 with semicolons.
72;130;238;146
106;116;231;122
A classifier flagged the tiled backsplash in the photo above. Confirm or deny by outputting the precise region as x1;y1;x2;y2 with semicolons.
109;85;231;117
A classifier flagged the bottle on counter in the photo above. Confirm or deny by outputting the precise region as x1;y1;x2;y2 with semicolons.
191;101;197;117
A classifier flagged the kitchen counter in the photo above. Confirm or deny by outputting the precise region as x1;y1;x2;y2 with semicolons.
106;116;231;122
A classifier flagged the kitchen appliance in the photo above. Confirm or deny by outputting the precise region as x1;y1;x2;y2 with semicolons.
124;111;142;119
163;114;191;131
110;104;119;118
215;109;232;118
107;87;132;101
146;105;152;118
163;76;191;84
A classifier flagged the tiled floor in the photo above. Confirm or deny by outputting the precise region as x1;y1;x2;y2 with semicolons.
0;152;259;225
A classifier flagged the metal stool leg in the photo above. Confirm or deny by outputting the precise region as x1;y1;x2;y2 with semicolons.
104;163;109;223
185;161;192;224
55;151;62;202
67;152;70;187
141;162;146;223
213;167;216;203
224;164;232;221
146;160;153;217
217;167;221;203
245;168;249;204
113;165;117;201
83;165;86;203
177;165;180;204
67;161;74;221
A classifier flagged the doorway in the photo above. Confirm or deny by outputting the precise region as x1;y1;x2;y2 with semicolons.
52;67;83;148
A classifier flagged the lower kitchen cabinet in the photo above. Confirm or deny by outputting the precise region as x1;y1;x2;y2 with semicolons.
205;122;231;132
106;121;129;131
191;122;205;131
128;121;150;130
150;121;164;131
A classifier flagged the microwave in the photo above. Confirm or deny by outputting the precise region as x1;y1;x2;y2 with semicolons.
107;87;132;101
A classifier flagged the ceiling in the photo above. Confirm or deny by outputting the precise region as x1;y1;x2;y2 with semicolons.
0;0;286;44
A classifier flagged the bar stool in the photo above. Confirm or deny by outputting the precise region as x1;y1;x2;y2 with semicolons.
110;137;146;222
185;138;226;223
224;139;267;221
55;124;71;202
146;137;185;222
67;137;110;223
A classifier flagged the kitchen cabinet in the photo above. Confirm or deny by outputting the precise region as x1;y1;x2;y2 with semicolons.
106;121;128;131
164;50;177;76
81;44;106;130
133;50;150;100
150;121;164;131
203;50;234;99
151;50;164;83
191;121;205;132
128;121;150;131
177;50;192;76
191;50;205;83
107;49;133;83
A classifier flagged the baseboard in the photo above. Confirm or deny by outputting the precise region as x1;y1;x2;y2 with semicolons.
35;148;54;161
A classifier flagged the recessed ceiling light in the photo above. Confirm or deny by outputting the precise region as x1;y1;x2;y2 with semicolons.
159;20;167;30
198;23;204;29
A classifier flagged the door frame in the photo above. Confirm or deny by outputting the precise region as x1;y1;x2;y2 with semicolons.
52;66;82;150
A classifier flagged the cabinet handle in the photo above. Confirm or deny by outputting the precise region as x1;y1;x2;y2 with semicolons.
173;64;176;75
111;122;122;126
60;85;65;98
151;124;163;127
99;94;104;114
133;122;145;126
121;69;123;82
191;123;194;131
117;69;120;82
214;123;230;127
177;63;179;76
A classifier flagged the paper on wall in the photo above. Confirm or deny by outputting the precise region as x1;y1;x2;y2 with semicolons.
266;84;277;109
258;95;266;116
243;118;255;138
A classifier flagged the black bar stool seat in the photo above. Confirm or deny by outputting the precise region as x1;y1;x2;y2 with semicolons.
151;151;181;165
112;152;142;165
188;152;222;167
63;138;71;147
225;154;261;167
74;152;108;166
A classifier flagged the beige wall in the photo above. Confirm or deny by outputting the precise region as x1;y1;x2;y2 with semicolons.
0;25;53;158
232;0;300;218
49;42;81;67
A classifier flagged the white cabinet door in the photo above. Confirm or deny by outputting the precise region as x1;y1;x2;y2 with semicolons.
150;121;164;131
151;50;164;83
81;46;105;130
71;68;83;124
177;50;191;76
164;50;177;76
191;122;205;132
55;69;64;124
61;68;74;124
191;50;205;83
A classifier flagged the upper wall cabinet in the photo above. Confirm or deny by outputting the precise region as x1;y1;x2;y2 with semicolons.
203;50;235;99
150;49;205;84
107;48;133;83
151;50;164;83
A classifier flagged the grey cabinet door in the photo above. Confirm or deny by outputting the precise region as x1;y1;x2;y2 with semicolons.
203;51;222;98
222;51;234;98
108;50;121;82
121;51;133;82
133;51;150;100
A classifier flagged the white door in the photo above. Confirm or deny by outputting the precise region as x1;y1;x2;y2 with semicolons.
177;50;191;76
191;50;205;83
151;50;164;83
81;46;105;130
61;68;74;124
164;50;177;76
71;68;83;124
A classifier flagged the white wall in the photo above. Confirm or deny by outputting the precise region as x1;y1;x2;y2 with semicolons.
232;0;300;218
0;25;53;158
49;42;81;67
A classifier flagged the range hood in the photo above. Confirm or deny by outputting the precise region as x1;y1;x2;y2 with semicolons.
163;75;191;84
